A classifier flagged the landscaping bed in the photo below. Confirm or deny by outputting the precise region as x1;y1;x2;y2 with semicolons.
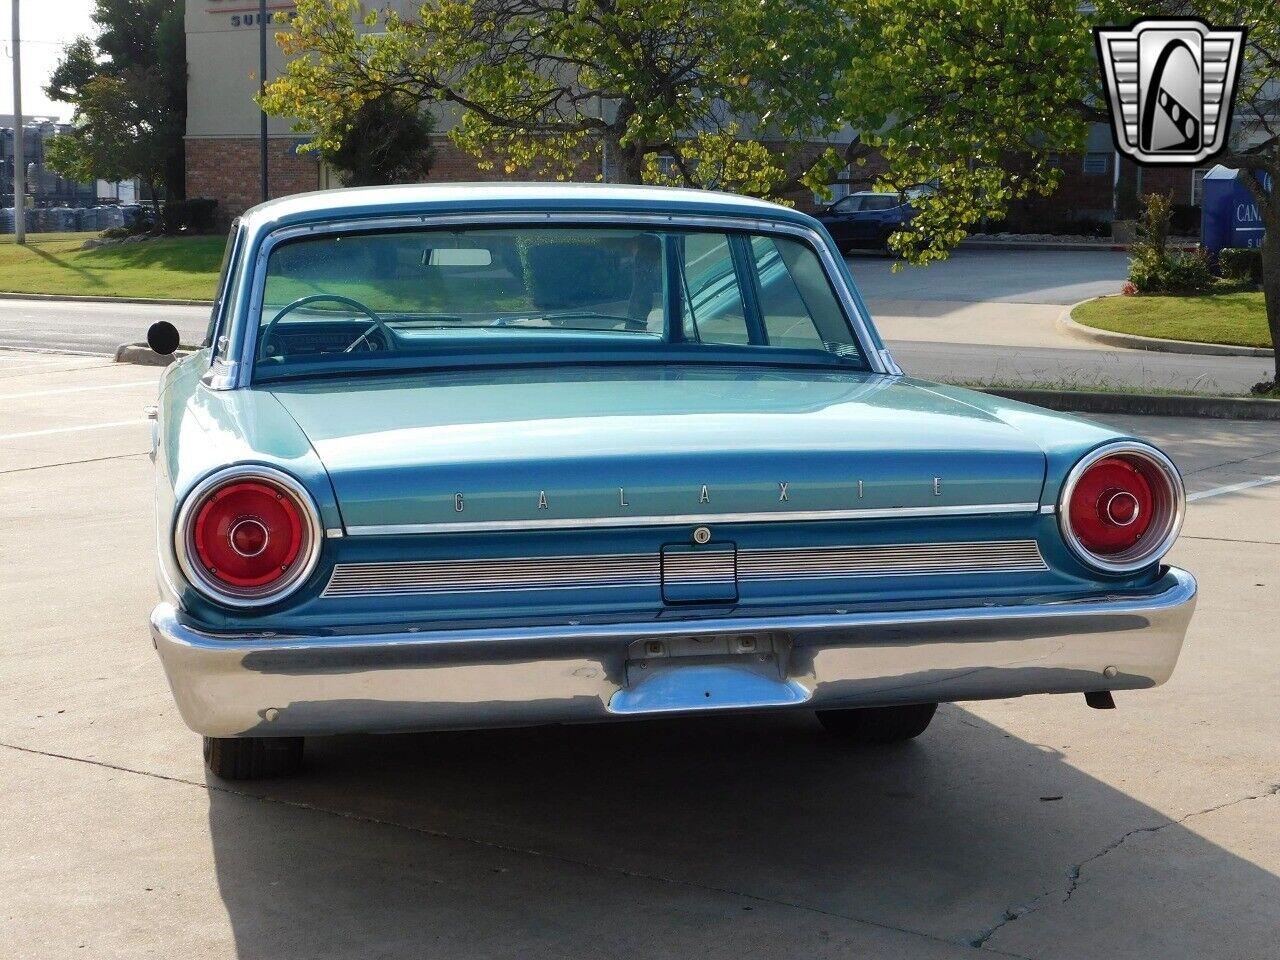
0;233;224;300
1073;290;1272;350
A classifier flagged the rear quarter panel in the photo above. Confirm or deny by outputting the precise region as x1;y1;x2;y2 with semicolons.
154;350;341;624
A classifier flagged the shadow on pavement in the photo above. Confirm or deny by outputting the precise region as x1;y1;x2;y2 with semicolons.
206;706;1279;958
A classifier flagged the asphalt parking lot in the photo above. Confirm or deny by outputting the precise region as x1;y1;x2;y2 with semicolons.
2;350;1278;960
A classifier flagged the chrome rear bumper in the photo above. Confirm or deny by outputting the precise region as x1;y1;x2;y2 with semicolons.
152;567;1196;738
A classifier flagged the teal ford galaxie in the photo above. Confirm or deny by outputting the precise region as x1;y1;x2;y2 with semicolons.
147;184;1196;779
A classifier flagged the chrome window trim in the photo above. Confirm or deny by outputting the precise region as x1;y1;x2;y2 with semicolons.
173;465;324;608
205;219;245;361
344;501;1041;537
1057;441;1186;575
226;211;889;389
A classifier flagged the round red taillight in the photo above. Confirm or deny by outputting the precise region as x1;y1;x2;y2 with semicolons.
1060;444;1184;574
193;481;303;588
177;469;320;605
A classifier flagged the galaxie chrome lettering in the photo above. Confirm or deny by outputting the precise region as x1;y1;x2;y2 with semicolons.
438;478;959;517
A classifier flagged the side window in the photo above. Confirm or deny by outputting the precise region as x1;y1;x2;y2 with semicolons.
679;233;750;345
205;220;242;350
749;237;827;349
862;195;899;211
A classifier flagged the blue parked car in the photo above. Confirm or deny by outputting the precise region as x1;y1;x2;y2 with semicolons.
146;184;1195;779
815;189;918;253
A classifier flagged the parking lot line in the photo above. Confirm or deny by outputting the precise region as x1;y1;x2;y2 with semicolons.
0;380;157;401
1187;476;1280;502
0;419;148;442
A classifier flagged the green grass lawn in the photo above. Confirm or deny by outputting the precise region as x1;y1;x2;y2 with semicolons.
0;233;224;300
1073;289;1272;349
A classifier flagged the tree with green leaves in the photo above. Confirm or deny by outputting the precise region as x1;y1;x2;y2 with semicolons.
264;0;796;193
264;0;1097;265
322;94;438;186
265;0;1278;380
44;0;187;217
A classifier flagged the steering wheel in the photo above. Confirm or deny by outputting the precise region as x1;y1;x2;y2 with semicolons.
258;294;394;359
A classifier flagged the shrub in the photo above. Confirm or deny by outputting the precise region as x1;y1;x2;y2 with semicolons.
163;198;219;234
1219;247;1263;284
1126;193;1212;293
100;226;130;239
1136;192;1172;253
1129;246;1213;294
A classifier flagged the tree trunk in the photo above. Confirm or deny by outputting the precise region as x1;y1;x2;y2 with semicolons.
602;133;644;185
148;179;165;232
1235;164;1280;386
1263;230;1280;386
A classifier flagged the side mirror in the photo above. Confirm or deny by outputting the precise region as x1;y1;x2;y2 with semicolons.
146;321;181;357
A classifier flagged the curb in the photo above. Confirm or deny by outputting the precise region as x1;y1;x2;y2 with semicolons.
979;386;1280;421
1058;299;1273;358
960;240;1198;253
115;343;193;367
0;291;213;307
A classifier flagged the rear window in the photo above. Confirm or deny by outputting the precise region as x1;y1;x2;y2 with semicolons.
252;225;865;379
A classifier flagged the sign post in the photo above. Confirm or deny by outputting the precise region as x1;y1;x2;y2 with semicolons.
259;0;269;202
11;0;25;244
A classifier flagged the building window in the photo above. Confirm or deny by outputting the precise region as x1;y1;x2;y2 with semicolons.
1191;168;1210;206
1082;152;1110;175
1047;152;1062;168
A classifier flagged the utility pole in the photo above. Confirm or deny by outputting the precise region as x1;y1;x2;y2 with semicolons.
11;0;25;243
258;0;268;202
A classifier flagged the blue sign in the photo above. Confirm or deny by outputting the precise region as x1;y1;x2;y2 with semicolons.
1200;165;1270;254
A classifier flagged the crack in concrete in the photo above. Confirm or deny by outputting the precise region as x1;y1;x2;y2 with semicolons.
969;783;1280;949
1182;535;1280;546
1185;448;1280;477
0;450;148;476
0;739;1033;960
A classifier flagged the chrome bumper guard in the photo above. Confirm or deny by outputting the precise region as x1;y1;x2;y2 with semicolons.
152;567;1196;738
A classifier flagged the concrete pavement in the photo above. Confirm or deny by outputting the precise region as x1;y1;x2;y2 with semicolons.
846;247;1131;305
1;349;1278;959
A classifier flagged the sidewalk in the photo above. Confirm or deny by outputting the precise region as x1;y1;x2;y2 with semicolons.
868;299;1097;351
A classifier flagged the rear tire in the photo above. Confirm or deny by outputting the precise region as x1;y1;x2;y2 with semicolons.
203;735;304;780
816;703;937;743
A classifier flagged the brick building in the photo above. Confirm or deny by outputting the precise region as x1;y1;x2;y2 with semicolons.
185;1;1206;229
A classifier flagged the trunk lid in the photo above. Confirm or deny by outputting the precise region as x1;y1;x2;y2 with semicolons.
269;366;1046;533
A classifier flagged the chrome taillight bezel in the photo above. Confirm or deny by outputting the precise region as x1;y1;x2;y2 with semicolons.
1058;441;1185;575
174;465;323;607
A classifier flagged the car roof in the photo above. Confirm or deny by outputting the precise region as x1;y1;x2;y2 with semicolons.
239;182;818;234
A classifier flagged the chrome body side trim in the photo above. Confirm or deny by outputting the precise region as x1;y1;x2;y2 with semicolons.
152;567;1197;737
344;502;1042;537
736;540;1047;579
231;211;888;389
325;553;661;597
322;539;1048;598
